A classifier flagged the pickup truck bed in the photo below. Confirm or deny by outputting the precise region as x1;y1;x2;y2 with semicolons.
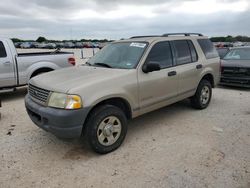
0;37;75;89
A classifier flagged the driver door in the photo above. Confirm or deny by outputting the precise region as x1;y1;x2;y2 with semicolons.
138;41;179;114
0;40;15;88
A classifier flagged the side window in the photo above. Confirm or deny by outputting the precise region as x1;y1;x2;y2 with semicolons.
0;41;7;58
173;40;192;65
188;40;198;62
198;39;219;59
146;41;173;69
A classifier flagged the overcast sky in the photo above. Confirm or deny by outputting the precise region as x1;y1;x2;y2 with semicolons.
0;0;249;40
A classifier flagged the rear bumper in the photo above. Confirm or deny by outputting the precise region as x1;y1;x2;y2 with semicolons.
220;76;250;88
25;95;90;138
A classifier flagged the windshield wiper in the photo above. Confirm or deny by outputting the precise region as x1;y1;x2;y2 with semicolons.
93;63;113;68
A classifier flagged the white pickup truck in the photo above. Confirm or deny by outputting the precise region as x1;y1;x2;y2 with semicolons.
0;37;75;90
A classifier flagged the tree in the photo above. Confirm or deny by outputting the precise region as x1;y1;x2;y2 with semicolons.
36;36;47;43
11;38;23;43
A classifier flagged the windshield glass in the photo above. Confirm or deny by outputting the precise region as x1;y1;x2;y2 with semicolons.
87;42;148;69
224;48;250;60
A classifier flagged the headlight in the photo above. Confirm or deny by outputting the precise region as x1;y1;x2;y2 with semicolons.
48;92;82;109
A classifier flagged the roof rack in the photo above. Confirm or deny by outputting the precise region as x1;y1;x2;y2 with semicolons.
162;33;203;37
130;33;203;39
130;35;160;39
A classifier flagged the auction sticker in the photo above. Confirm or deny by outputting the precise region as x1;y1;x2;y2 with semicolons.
130;42;146;48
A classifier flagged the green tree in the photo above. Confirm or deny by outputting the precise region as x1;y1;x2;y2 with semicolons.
36;36;47;43
11;38;23;43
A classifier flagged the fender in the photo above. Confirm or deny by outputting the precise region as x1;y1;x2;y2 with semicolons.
26;61;60;82
198;66;215;87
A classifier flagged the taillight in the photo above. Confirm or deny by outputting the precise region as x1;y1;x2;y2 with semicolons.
68;57;76;66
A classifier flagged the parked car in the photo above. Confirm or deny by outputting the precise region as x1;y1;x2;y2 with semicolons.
0;37;76;90
216;47;230;59
55;42;64;48
75;42;83;48
29;42;39;48
64;42;75;48
220;47;250;88
20;42;31;49
14;42;22;48
83;42;93;48
45;43;57;49
91;42;99;48
25;33;220;154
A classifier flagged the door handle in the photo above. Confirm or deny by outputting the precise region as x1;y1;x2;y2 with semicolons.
196;64;203;69
3;61;11;65
168;71;177;77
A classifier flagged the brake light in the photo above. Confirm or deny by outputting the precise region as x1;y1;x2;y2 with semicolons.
68;57;76;66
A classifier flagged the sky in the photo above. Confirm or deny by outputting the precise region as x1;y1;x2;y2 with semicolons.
0;0;249;40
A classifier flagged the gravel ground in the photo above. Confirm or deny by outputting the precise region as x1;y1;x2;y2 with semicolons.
0;86;249;188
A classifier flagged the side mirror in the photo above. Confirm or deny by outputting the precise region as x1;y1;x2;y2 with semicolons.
142;61;161;73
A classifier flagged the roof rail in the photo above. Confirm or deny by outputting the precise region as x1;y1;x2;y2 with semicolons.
130;33;203;39
162;33;203;37
130;35;160;39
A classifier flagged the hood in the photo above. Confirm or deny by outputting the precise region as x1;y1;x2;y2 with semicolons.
30;65;133;93
221;59;250;68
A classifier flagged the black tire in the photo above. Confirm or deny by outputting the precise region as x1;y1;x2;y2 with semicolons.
190;79;212;109
84;105;127;154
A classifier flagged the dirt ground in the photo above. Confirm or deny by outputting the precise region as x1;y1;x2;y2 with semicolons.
0;86;249;188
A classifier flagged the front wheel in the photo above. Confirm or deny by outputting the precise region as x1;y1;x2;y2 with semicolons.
85;105;127;154
190;79;212;109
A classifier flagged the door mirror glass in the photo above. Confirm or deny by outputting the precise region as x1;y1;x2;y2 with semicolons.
142;61;161;73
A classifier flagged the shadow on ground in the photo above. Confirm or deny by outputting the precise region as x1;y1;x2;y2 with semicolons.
218;85;250;91
0;87;27;102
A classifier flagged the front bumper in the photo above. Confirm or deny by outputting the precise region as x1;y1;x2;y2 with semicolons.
220;76;250;88
25;95;90;138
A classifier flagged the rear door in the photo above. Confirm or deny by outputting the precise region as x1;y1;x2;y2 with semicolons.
171;40;201;95
138;41;179;113
0;40;16;88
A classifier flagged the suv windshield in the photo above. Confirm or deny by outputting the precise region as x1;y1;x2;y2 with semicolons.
224;48;250;60
87;42;147;69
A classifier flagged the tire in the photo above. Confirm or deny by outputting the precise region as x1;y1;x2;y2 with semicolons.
190;79;212;109
85;105;127;154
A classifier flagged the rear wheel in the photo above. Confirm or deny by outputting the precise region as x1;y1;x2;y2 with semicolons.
85;105;127;154
190;79;212;109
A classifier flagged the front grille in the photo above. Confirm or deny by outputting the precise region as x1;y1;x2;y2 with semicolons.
29;84;50;104
222;67;250;77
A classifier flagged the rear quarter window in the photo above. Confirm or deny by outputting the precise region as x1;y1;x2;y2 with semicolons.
198;39;218;59
0;41;7;58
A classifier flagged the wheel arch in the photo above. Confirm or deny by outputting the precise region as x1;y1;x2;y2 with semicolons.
26;61;59;80
30;67;54;78
200;73;215;88
86;97;132;120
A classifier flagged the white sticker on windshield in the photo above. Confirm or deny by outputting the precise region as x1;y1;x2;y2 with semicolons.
130;42;146;48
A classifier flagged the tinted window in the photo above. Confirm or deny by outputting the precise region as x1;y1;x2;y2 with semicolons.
198;39;218;59
0;41;7;58
146;41;173;68
173;40;192;65
188;40;198;62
